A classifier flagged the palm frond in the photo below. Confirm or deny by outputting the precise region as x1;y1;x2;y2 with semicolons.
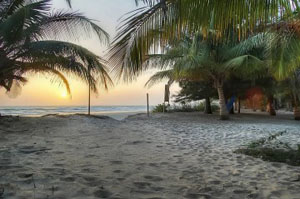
109;0;297;80
22;65;72;96
40;11;109;43
145;69;174;88
0;0;50;45
0;0;27;20
21;40;113;91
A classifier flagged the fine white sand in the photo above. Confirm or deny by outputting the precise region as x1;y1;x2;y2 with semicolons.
0;112;300;199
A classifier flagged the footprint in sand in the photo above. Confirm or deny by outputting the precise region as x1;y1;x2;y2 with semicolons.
133;181;151;189
110;160;123;165
150;186;165;191
17;173;33;179
82;176;102;187
60;176;76;182
94;188;112;198
148;163;159;167
116;177;125;181
144;175;163;182
233;189;251;194
184;193;211;199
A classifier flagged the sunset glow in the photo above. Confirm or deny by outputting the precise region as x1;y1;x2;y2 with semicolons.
0;0;180;107
60;91;68;99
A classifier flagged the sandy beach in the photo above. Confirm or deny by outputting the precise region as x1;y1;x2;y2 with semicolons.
1;112;300;199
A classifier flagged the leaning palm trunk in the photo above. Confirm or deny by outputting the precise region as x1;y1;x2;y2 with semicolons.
267;96;276;116
216;85;229;120
294;105;300;120
204;97;212;114
293;97;300;120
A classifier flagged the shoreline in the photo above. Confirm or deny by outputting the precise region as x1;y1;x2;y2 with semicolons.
0;110;146;121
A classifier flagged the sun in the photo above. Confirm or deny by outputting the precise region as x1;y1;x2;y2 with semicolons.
61;91;68;99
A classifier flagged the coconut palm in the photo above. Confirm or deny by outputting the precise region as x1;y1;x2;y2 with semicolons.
0;0;112;96
145;33;268;119
290;70;300;120
108;0;298;79
174;80;217;114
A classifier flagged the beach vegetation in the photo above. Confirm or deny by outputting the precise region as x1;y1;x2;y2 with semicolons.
152;101;219;113
109;0;297;78
108;0;300;120
236;131;300;166
0;0;112;97
145;32;268;119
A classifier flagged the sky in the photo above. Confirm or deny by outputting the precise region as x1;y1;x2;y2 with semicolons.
0;0;179;106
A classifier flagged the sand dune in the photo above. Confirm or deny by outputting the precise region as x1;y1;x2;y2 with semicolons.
0;113;300;199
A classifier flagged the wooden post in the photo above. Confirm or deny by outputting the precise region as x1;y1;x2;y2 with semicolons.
88;65;91;116
147;93;150;117
163;84;170;114
238;97;241;114
88;83;91;115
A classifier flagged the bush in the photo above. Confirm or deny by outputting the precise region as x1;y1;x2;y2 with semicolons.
235;131;300;166
236;148;300;166
194;102;220;112
172;104;196;112
194;103;205;112
152;101;219;113
152;104;166;113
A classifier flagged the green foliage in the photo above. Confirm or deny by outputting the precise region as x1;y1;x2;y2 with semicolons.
174;81;217;103
0;0;112;96
152;101;219;113
193;102;219;113
152;104;165;113
109;0;296;79
246;131;287;149
236;131;300;166
236;148;300;166
171;104;197;112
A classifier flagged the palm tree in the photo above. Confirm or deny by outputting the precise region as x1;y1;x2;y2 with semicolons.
145;33;267;119
0;0;112;96
174;80;217;114
290;70;300;120
108;0;297;79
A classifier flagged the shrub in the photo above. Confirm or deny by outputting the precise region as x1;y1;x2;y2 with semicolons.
235;131;300;166
152;104;166;113
152;101;220;113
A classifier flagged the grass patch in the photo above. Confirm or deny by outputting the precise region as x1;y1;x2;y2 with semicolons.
235;131;300;166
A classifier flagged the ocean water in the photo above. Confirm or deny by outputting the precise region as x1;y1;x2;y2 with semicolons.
0;106;151;117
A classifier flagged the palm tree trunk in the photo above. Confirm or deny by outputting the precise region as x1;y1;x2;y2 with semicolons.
294;106;300;120
234;101;238;111
238;97;241;114
293;97;300;120
216;85;229;120
230;105;234;114
267;95;276;116
204;97;212;114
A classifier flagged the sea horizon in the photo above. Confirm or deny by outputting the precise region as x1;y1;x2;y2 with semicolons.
0;105;153;118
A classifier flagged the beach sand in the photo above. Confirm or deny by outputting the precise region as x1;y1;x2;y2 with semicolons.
0;112;300;199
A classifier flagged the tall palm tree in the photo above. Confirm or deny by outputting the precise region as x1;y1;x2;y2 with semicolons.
108;0;298;79
174;80;217;114
0;0;112;96
290;70;300;120
145;33;267;119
